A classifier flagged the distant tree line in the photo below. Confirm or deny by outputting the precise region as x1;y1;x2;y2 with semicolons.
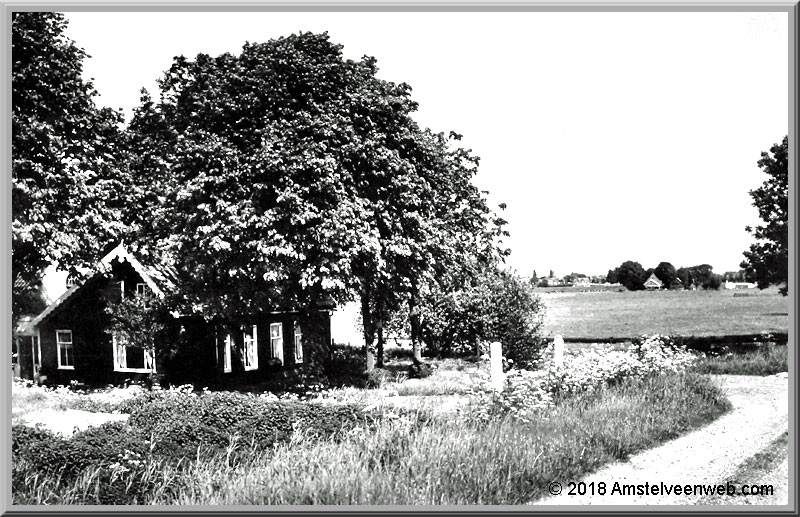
604;261;724;291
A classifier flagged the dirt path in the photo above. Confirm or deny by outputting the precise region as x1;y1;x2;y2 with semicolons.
16;409;129;437
531;374;789;506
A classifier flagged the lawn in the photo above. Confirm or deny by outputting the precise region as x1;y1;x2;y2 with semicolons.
540;287;788;340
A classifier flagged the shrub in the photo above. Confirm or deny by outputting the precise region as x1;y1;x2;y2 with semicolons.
407;362;433;379
327;344;368;388
12;425;68;475
122;389;379;459
420;268;547;366
469;369;553;423
544;335;697;396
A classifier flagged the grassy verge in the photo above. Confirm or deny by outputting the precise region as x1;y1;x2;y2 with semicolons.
13;372;731;505
692;345;788;376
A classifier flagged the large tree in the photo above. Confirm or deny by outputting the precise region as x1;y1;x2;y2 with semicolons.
741;136;789;295
653;262;679;289
12;12;125;321
126;32;501;373
612;261;647;291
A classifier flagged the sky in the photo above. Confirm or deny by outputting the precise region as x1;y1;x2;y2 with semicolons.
55;10;789;286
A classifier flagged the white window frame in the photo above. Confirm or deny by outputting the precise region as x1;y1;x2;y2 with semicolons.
293;322;303;364
56;330;74;369
243;325;259;371
270;322;284;365
136;283;149;297
112;333;156;373
223;334;233;373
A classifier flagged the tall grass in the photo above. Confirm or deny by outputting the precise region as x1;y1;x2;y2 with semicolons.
692;345;788;376
13;372;731;505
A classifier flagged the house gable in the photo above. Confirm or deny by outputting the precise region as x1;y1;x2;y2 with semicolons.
643;273;663;289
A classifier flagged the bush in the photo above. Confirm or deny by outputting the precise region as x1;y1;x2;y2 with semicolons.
327;344;368;388
123;389;379;459
420;268;547;366
407;362;433;379
12;425;69;475
12;421;149;484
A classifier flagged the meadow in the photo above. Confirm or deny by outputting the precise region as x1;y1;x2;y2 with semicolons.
539;287;789;340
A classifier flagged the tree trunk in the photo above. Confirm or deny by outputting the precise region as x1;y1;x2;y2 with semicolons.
376;322;385;368
361;294;375;372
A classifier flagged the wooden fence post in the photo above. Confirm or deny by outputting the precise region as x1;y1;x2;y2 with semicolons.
553;335;564;368
490;341;504;392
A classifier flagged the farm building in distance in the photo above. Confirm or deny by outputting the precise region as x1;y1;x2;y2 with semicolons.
643;273;664;290
724;280;757;289
15;243;332;388
572;276;591;288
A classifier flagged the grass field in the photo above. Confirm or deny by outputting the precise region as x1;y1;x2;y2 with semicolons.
540;287;788;340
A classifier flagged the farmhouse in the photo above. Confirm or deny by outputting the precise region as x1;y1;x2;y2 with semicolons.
724;281;757;290
572;276;591;288
643;273;664;290
16;243;332;388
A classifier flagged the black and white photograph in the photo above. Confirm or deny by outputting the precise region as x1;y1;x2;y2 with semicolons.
7;5;793;508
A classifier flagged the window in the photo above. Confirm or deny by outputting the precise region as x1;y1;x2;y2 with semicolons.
222;334;233;373
270;323;284;365
136;283;149;297
112;334;156;373
243;325;258;371
56;330;74;369
293;322;303;363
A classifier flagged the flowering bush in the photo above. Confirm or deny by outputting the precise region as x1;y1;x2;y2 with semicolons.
469;334;698;419
468;368;553;423
545;335;697;395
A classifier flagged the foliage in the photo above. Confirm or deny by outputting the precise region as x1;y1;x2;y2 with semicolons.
104;290;168;360
543;334;697;396
123;389;379;458
653;262;679;289
12;12;125;322
741;136;789;296
611;260;646;291
121;32;505;375
468;369;553;424
12;372;730;505
419;268;546;367
677;264;721;290
692;340;787;376
407;362;434;379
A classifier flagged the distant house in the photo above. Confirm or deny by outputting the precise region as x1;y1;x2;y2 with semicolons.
16;243;332;387
545;277;562;287
572;276;591;288
643;273;664;290
724;281;757;290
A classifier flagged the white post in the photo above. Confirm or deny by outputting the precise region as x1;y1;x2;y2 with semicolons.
490;341;504;392
553;335;564;369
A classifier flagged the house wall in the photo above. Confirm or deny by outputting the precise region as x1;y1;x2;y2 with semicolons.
34;261;163;386
212;309;331;389
29;255;333;388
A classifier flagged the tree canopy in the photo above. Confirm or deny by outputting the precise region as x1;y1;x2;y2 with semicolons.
12;12;125;321
653;262;678;289
611;261;646;291
741;136;789;295
124;32;506;365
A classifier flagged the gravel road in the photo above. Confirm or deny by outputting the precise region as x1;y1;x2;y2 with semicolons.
531;373;789;506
